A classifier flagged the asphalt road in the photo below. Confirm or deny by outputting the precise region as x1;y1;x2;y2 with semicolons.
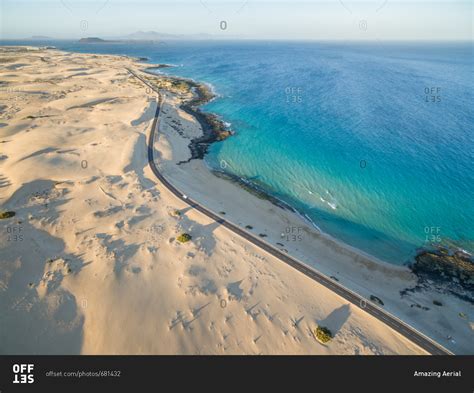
128;69;452;356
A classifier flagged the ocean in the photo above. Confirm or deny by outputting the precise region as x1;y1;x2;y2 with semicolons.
3;39;473;264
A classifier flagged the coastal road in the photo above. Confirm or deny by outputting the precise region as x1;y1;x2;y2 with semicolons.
128;69;452;356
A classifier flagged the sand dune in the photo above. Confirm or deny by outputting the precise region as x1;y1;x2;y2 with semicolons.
0;46;454;354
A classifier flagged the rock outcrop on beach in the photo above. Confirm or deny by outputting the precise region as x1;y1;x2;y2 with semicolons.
404;247;474;304
179;79;233;159
0;46;430;355
141;71;233;161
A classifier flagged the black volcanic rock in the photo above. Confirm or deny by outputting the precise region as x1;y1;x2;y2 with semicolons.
403;247;474;304
413;248;474;285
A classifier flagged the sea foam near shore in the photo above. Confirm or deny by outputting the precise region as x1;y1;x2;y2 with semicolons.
4;39;472;266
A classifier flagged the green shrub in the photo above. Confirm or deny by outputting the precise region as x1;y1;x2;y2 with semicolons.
0;211;15;219
177;233;192;243
315;326;333;343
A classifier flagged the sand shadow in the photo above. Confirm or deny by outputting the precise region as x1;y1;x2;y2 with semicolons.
17;147;57;162
175;210;221;256
227;280;244;301
0;174;11;189
0;179;99;353
193;220;220;256
317;304;351;337
67;97;117;110
94;234;140;275
0;221;86;354
131;99;157;126
123;132;156;190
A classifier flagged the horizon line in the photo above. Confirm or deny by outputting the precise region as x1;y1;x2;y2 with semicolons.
1;37;473;43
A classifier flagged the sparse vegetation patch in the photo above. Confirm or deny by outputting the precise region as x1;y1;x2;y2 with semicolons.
0;211;16;219
177;233;192;243
315;326;333;343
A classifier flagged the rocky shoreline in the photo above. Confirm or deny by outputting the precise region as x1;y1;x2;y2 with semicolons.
144;63;474;298
143;67;232;162
140;67;304;216
135;53;473;353
178;79;233;162
141;67;304;217
402;247;474;304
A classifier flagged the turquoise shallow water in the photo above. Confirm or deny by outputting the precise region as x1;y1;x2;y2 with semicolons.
4;40;473;264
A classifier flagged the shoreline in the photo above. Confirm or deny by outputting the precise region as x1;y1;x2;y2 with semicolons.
141;64;351;255
0;45;429;355
140;57;473;354
1;46;471;354
134;60;412;269
144;67;233;162
143;60;473;272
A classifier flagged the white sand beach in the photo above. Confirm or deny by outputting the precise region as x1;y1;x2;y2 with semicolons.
0;47;471;354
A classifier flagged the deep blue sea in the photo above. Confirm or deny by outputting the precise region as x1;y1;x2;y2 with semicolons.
3;40;473;264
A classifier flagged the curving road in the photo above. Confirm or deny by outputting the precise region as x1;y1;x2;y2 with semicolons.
128;69;452;356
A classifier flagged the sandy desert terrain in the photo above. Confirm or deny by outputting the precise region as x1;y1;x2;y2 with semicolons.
0;46;466;354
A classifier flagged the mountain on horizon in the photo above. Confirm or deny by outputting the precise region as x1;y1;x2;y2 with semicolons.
29;35;53;40
109;30;214;41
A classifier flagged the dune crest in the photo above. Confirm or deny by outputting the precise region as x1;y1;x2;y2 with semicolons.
0;47;431;354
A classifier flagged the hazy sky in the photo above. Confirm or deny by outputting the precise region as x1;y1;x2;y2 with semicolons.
1;0;472;40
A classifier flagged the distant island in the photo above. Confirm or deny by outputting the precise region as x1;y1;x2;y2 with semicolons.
13;31;217;44
79;37;115;43
78;31;214;44
78;36;159;44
